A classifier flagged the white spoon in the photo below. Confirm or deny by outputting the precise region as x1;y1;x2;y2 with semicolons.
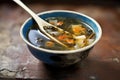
13;0;68;48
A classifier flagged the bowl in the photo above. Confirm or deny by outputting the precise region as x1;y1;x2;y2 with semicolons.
20;10;102;67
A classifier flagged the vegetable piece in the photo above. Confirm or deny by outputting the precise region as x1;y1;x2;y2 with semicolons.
57;33;75;46
88;39;94;44
66;38;75;44
49;20;57;25
75;35;86;48
57;21;63;26
45;41;55;48
57;34;68;41
84;32;95;45
72;24;86;35
87;32;95;39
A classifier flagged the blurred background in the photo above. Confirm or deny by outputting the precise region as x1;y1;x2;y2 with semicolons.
0;0;120;79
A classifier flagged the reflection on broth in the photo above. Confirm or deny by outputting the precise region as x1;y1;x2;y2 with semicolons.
27;17;95;50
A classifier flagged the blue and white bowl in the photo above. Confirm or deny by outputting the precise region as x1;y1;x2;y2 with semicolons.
20;10;102;67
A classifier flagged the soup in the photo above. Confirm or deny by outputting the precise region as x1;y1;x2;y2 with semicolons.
27;17;95;50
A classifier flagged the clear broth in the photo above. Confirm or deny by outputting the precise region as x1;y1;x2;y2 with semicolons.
27;17;95;50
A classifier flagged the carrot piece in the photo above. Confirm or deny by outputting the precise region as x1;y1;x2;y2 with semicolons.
57;34;67;41
66;39;75;44
57;21;63;26
45;41;54;47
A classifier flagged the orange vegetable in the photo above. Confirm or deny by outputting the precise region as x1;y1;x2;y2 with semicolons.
57;34;67;41
72;25;86;35
66;38;75;44
57;34;75;45
45;41;54;48
57;21;63;26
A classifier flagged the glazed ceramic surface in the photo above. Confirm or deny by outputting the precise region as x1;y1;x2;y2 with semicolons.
20;10;102;67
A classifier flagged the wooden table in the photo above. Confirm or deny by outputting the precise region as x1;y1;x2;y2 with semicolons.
0;1;120;80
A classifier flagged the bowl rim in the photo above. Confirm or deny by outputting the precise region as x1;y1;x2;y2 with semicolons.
20;10;102;54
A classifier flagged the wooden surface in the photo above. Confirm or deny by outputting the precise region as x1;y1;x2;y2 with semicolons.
0;1;120;80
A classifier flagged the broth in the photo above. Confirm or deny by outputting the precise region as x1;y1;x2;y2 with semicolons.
27;17;95;50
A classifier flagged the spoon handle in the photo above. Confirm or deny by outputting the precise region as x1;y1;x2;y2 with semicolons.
13;0;69;48
13;0;43;23
13;0;46;35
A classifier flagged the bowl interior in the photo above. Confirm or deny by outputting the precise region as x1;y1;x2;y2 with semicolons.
21;10;102;53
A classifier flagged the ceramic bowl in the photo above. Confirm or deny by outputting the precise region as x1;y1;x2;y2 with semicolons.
20;10;102;67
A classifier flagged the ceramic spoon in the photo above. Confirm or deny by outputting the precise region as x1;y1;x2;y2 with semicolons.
13;0;68;48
